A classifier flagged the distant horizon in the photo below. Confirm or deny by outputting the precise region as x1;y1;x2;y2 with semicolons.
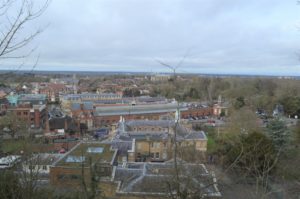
0;69;299;78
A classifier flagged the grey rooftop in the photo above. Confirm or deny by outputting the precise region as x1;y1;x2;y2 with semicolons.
95;103;187;116
113;161;221;197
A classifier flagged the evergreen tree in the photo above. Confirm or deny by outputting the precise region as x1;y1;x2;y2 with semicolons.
266;119;290;150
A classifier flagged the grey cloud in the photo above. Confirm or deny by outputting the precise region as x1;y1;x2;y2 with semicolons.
1;0;300;75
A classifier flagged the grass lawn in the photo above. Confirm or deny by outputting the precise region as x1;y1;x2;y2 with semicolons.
1;139;26;154
207;135;218;154
57;143;115;167
1;139;55;154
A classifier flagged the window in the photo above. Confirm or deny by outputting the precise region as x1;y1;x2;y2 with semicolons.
87;147;104;153
42;165;47;170
58;174;66;179
150;153;154;158
155;143;160;148
162;152;167;159
163;142;167;148
155;152;159;159
152;142;160;148
137;143;142;150
70;174;80;179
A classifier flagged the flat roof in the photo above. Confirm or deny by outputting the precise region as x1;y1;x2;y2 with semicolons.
55;142;116;167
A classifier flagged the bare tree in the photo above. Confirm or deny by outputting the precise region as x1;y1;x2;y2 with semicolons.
155;58;182;197
0;1;51;198
0;0;49;60
0;0;49;97
155;51;210;198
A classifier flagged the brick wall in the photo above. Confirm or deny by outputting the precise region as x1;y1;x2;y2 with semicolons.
94;113;165;127
181;107;213;118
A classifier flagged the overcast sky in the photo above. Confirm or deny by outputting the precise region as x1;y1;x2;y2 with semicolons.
2;0;300;75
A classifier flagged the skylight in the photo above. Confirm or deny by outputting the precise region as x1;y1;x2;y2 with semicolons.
65;156;85;163
87;147;104;153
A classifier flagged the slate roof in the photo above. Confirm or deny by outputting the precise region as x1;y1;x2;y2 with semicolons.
113;162;221;197
116;120;207;143
85;97;168;105
92;99;130;104
63;93;121;101
128;132;169;141
111;141;133;156
185;131;207;140
18;94;47;101
71;102;94;111
94;103;187;116
126;120;175;128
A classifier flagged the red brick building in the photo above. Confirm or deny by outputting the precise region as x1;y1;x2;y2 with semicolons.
7;103;47;129
0;97;9;116
50;142;117;187
71;102;94;129
39;83;69;102
181;107;213;118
